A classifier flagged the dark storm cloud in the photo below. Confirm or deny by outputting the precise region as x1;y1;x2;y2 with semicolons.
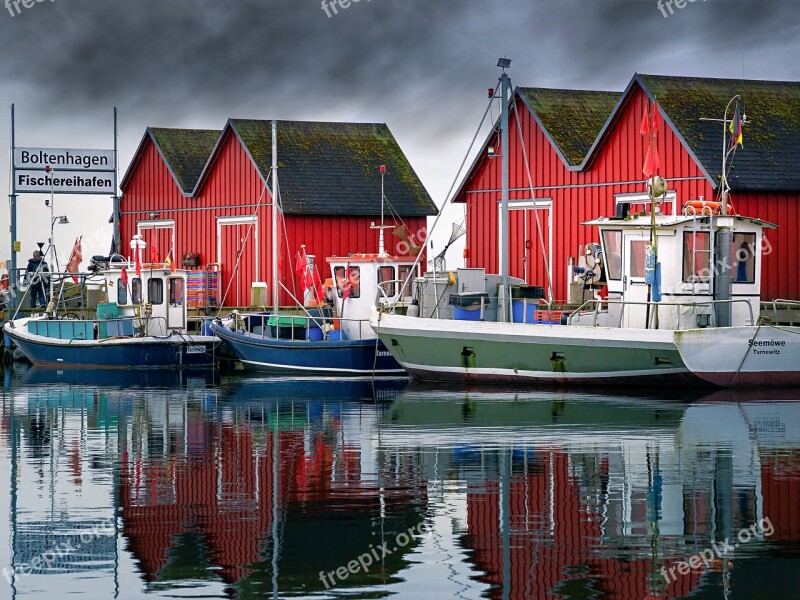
1;0;796;121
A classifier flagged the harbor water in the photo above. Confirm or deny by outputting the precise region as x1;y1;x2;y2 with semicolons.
1;366;799;599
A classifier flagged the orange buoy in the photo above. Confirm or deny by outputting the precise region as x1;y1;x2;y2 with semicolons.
683;200;735;215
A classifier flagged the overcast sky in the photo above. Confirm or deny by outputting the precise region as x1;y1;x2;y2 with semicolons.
1;0;798;270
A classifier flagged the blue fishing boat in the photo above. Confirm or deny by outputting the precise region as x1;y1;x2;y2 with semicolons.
4;249;220;369
211;252;416;376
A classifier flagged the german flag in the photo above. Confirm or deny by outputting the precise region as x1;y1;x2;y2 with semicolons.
165;249;176;273
729;104;743;148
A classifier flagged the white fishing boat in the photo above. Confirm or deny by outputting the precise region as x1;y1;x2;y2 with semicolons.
370;60;800;388
4;247;220;369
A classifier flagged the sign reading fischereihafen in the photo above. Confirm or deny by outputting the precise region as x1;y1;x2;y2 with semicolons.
13;147;115;194
14;169;115;194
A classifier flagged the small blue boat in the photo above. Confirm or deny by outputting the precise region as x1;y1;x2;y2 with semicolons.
211;253;418;376
4;250;220;370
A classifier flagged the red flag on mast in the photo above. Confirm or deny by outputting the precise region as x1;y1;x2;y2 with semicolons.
641;100;661;178
120;266;129;287
135;247;142;278
66;237;83;284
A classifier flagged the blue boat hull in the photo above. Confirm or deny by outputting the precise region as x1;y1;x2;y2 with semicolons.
4;326;220;369
210;322;405;376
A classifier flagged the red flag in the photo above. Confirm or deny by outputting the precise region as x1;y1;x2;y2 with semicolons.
295;250;307;277
165;249;175;273
640;105;650;136
66;237;82;284
342;266;352;300
641;100;660;178
651;101;660;133
296;248;313;290
135;248;142;278
150;242;158;264
313;265;324;301
120;266;129;287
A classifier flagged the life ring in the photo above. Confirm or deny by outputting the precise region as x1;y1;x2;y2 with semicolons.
682;200;735;216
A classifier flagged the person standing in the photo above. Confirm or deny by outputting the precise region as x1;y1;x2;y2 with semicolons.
25;250;49;309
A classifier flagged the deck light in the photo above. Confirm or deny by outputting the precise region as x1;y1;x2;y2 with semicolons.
497;57;511;69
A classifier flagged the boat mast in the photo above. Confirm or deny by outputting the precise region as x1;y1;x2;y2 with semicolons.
373;164;391;257
498;57;511;322
272;120;279;313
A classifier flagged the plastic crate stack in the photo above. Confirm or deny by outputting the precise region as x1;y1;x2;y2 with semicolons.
187;271;218;309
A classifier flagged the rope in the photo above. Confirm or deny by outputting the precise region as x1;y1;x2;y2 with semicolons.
513;103;555;304
216;171;271;314
387;81;502;312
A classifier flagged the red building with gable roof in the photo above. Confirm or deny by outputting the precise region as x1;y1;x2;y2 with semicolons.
120;120;436;307
456;74;800;302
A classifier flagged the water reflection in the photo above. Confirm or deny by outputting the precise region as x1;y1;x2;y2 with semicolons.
0;371;799;599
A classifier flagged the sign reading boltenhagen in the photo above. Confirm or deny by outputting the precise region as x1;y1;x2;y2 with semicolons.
13;147;115;194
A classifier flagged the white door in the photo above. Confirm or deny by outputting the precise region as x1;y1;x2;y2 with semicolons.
166;276;186;331
622;237;650;328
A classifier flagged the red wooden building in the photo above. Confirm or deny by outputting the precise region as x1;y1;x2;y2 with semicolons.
120;120;435;307
456;74;800;302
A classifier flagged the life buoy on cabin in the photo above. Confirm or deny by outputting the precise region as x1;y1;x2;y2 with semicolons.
682;200;735;216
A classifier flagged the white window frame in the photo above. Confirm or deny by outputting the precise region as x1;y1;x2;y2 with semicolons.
216;215;259;282
615;191;677;216
497;198;553;288
136;219;175;262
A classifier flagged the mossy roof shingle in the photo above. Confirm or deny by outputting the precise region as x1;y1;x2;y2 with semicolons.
148;128;220;194
230;119;436;216
637;74;800;191
518;88;620;166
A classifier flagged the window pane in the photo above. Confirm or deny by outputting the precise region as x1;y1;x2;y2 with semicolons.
602;231;622;280
169;278;184;305
398;265;415;297
378;266;395;297
117;278;128;305
732;233;756;284
629;240;648;279
131;278;142;304
683;232;710;282
334;266;345;298
349;267;361;298
148;278;164;305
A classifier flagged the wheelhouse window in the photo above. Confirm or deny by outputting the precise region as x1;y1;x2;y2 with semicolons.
169;278;184;305
683;232;711;282
131;278;142;304
378;266;396;297
148;278;164;305
334;266;361;298
628;239;648;279
732;233;756;283
398;264;416;297
601;230;622;281
117;278;128;305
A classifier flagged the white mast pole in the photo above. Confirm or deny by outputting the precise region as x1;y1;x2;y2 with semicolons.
271;120;279;313
498;59;511;322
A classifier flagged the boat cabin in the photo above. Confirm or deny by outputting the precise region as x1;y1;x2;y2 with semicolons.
578;211;776;330
103;265;189;337
327;254;419;341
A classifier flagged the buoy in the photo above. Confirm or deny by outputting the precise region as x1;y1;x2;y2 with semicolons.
683;200;734;216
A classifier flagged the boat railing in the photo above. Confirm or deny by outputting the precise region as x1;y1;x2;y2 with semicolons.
22;314;172;341
235;312;373;342
771;299;800;325
375;279;414;311
566;298;755;330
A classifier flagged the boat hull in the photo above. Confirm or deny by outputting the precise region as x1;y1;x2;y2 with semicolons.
371;312;800;388
675;326;800;387
4;322;220;369
372;311;697;386
210;322;405;376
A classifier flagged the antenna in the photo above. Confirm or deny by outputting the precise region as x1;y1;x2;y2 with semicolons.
370;165;393;257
